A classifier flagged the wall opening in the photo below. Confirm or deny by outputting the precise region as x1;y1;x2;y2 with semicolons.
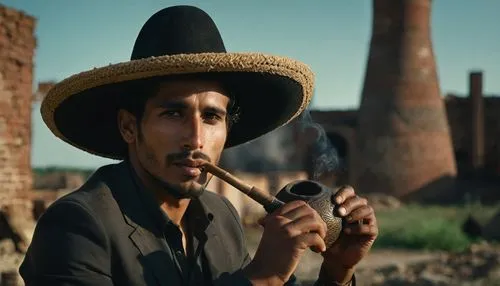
326;132;349;186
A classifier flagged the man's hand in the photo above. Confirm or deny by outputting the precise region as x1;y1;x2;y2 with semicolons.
321;185;378;284
242;200;328;285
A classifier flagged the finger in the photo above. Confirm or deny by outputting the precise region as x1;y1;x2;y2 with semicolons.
332;185;356;205
345;205;374;223
280;203;315;221
273;200;308;216
337;195;368;217
283;213;327;239
343;223;379;237
295;232;327;252
362;210;378;226
260;200;307;226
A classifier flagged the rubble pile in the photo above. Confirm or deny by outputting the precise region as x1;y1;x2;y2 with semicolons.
0;199;37;285
363;193;403;211
356;242;500;286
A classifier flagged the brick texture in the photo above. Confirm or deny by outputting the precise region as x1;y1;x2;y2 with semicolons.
445;94;500;175
354;0;457;198
0;5;36;203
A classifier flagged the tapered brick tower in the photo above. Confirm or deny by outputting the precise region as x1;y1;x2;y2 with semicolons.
354;0;457;199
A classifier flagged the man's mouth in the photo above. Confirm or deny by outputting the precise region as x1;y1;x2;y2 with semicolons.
173;159;203;177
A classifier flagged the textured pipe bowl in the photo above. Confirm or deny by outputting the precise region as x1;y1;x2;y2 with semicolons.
274;180;343;249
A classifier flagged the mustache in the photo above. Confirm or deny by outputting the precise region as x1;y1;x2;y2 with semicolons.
166;150;211;165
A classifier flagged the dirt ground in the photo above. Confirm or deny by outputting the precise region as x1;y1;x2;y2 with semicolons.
243;226;444;283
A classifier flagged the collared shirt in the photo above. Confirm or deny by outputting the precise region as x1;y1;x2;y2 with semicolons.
127;161;212;286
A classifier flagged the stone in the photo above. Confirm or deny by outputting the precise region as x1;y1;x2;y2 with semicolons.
483;209;500;241
416;271;452;286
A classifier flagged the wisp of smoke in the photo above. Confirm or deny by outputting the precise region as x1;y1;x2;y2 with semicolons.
298;109;340;181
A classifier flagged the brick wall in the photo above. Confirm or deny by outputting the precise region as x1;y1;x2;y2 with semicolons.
445;94;500;174
0;5;36;202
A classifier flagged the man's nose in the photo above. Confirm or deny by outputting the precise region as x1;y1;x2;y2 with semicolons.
183;116;204;150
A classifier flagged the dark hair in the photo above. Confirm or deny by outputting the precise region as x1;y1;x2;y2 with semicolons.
118;74;240;130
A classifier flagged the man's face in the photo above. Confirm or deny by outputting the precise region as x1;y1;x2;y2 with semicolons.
123;79;229;195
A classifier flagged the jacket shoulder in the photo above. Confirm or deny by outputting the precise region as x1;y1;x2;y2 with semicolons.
43;164;120;224
53;164;117;203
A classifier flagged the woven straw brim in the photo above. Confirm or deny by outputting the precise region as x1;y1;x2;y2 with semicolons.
41;52;315;160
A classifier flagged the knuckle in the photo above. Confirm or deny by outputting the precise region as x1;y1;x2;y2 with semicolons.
301;214;316;225
294;200;307;207
276;216;288;225
283;225;295;237
344;185;355;194
305;206;316;216
306;213;318;222
317;213;326;223
313;220;323;230
366;205;374;213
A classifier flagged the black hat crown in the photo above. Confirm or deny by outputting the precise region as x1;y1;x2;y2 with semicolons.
131;5;227;60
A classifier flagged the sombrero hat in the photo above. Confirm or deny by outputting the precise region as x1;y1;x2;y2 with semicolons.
41;5;315;160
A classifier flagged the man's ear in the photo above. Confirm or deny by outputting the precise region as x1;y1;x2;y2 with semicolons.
118;109;138;144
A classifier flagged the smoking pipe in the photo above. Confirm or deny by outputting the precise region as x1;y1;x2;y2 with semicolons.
198;161;345;249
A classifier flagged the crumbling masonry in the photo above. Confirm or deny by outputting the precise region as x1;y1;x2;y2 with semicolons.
0;5;36;203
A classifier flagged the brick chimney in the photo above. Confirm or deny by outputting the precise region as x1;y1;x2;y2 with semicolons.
469;71;484;170
354;0;457;199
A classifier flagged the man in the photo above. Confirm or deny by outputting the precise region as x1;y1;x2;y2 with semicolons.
20;5;378;286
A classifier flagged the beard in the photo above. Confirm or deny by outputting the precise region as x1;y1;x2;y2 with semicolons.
142;167;206;199
136;135;212;199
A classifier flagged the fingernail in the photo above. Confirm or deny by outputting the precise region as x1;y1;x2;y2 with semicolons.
338;207;347;216
335;196;343;204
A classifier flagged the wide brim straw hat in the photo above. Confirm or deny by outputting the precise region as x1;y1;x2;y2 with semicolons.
41;5;315;160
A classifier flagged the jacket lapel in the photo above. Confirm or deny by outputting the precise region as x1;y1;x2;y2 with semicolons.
192;196;232;279
126;217;182;285
105;162;181;286
203;220;232;278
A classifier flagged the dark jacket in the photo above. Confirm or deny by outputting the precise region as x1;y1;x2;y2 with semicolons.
19;161;352;285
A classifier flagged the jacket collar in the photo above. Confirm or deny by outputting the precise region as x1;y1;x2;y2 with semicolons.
99;161;232;283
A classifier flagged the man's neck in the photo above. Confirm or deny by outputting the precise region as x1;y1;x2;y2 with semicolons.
158;194;190;226
128;155;190;226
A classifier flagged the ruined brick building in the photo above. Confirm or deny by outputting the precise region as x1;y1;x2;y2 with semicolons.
0;6;37;283
0;5;36;204
299;72;499;194
224;0;500;204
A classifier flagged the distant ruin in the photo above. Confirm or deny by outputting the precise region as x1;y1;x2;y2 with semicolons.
299;73;500;202
0;5;36;204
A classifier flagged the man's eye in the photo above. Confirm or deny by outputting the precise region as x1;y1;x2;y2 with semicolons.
160;110;181;117
204;113;222;122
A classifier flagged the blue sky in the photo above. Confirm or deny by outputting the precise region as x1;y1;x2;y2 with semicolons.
2;0;499;168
